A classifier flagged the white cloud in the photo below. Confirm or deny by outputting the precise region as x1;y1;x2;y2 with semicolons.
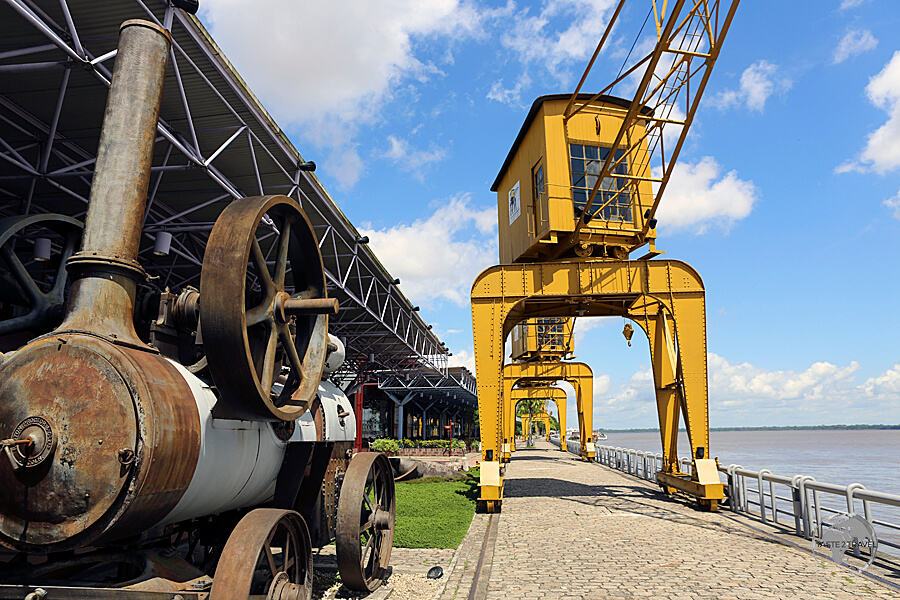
572;316;605;347
486;73;532;107
383;135;447;182
708;353;860;407
591;355;900;428
833;29;878;64
838;51;900;174
199;0;497;187
713;61;792;112
358;194;496;307
839;0;867;9
655;157;758;233
500;0;616;85
884;189;900;219
862;362;900;398
449;348;476;373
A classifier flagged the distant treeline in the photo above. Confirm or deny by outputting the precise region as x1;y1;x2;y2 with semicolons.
604;424;900;433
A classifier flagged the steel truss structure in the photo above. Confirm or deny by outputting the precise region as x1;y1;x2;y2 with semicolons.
377;366;477;408
0;0;470;392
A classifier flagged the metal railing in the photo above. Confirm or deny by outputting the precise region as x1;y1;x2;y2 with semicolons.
586;445;900;555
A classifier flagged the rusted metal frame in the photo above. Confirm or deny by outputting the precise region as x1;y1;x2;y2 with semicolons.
564;0;628;120
572;0;688;235
0;586;203;599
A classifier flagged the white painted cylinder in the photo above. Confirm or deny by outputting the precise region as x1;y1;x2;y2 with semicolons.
156;360;357;527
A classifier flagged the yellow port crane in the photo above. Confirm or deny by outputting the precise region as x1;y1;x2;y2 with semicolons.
472;0;740;513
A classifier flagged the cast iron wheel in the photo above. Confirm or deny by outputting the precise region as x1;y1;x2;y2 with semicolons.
200;195;330;421
336;452;395;592
0;214;82;336
210;508;312;600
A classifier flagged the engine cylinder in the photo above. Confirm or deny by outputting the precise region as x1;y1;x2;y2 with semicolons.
0;333;200;552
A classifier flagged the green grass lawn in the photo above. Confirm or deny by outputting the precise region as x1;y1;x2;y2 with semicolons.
393;473;478;548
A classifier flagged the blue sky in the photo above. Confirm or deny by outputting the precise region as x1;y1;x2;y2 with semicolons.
198;0;900;429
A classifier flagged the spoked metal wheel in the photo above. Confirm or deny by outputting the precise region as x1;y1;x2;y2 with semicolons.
0;214;82;336
336;453;396;592
200;195;335;421
210;509;312;600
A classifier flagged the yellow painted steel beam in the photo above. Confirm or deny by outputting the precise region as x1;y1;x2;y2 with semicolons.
521;412;552;441
471;258;718;511
510;386;567;450
502;361;593;462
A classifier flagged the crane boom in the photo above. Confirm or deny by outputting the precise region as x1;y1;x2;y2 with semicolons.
565;0;741;246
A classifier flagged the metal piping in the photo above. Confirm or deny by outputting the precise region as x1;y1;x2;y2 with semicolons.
60;20;171;348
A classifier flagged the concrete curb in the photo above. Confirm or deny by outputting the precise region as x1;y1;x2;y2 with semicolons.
433;511;478;599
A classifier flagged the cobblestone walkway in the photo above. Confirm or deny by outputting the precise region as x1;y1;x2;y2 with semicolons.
463;440;900;600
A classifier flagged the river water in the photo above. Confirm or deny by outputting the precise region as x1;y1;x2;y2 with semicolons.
601;429;900;551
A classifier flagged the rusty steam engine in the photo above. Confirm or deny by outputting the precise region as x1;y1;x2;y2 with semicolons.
0;20;394;599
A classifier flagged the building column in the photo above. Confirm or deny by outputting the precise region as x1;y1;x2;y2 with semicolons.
387;391;416;439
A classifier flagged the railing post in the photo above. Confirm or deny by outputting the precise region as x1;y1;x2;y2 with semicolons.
757;469;771;523
769;479;778;524
847;483;867;559
790;475;804;536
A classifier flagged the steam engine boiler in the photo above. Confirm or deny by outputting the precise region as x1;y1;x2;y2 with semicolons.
0;19;394;599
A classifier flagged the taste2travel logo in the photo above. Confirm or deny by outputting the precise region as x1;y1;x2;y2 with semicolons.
812;512;878;570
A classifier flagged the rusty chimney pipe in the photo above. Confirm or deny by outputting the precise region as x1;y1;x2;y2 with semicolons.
60;20;171;348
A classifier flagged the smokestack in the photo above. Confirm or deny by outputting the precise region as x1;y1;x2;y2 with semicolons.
60;20;171;347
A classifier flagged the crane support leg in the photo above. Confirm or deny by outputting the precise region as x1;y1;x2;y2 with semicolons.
471;259;722;511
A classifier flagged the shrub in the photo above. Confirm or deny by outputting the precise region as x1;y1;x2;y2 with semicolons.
371;438;399;453
400;439;417;449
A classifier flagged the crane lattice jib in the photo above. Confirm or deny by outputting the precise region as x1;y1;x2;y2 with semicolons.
564;0;741;245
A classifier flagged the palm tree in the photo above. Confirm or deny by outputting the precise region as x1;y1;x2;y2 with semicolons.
516;398;548;445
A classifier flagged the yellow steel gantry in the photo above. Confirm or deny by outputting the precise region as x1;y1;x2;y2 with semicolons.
501;361;593;462
510;386;568;450
521;411;553;441
471;0;739;513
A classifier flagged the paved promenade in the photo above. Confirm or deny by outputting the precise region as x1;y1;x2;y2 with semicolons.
440;440;900;600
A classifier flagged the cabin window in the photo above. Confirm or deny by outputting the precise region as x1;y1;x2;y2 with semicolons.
569;143;631;222
536;317;564;349
533;164;545;196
